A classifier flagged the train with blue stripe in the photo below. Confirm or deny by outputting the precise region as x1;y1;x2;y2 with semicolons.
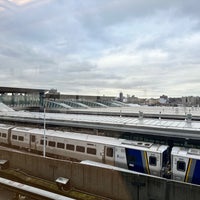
171;147;200;184
0;123;200;185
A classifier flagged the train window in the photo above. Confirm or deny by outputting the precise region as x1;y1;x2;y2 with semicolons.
57;142;65;149
87;143;95;146
106;147;113;157
40;140;47;145
66;144;74;151
12;135;17;140
0;133;1;137
18;136;24;141
149;156;157;166
48;141;56;147
76;145;85;153
127;155;136;163
177;161;186;172
31;135;36;142
2;133;6;138
87;147;96;155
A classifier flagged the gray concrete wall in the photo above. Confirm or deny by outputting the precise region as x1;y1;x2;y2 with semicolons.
0;149;200;200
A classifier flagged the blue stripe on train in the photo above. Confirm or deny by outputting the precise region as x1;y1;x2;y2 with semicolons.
192;160;200;185
125;148;145;173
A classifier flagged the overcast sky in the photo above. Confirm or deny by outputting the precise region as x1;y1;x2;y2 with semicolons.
0;0;200;98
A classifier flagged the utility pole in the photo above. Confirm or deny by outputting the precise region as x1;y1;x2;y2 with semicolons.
43;105;46;157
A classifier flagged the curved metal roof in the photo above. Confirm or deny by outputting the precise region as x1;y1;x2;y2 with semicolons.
0;86;47;94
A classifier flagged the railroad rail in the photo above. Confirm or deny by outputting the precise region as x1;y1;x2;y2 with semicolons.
0;177;74;200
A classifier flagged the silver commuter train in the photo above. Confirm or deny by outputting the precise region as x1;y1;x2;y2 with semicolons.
0;123;168;177
1;123;200;185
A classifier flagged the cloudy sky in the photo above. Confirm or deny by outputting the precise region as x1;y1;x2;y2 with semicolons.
0;0;200;98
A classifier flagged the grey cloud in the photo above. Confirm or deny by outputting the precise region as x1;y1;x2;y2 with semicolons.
0;0;200;97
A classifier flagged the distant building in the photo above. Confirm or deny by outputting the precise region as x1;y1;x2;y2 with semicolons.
119;92;123;102
168;97;182;106
146;98;159;106
159;95;168;105
45;89;60;100
182;96;200;106
127;95;140;104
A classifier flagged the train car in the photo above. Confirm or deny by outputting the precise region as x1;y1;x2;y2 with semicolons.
116;140;169;176
9;126;169;177
0;123;13;145
10;127;107;162
10;127;35;149
4;123;200;185
171;147;200;184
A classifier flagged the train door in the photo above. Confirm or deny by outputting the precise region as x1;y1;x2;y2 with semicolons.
125;148;147;173
7;128;12;146
171;155;189;182
104;146;115;166
115;147;128;169
30;135;37;151
146;152;161;176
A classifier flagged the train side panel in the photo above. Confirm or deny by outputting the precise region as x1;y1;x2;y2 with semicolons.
0;129;9;144
172;155;200;184
190;159;200;184
171;147;200;184
123;147;167;176
35;134;106;162
0;125;14;145
125;148;147;174
114;147;128;169
146;151;162;176
10;129;30;149
171;155;189;182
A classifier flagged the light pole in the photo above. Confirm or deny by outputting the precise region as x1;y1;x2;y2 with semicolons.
43;105;46;157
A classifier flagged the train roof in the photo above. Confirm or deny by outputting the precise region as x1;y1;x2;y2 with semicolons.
0;123;14;130
172;147;200;160
11;126;168;153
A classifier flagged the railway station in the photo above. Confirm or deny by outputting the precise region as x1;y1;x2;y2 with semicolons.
1;87;200;200
0;86;119;111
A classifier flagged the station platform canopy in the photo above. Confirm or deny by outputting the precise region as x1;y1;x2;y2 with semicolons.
0;102;14;111
0;86;48;94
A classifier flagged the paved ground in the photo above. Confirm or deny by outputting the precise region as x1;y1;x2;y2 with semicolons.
0;188;15;200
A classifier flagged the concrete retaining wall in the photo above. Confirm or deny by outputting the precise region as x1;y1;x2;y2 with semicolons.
0;149;200;200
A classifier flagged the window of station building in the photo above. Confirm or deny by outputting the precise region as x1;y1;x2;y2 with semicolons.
149;156;157;166
177;161;186;172
12;135;17;140
106;147;113;157
31;135;36;143
57;142;65;149
87;147;96;155
2;133;6;138
76;145;85;153
66;144;75;151
48;141;56;147
18;136;24;141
